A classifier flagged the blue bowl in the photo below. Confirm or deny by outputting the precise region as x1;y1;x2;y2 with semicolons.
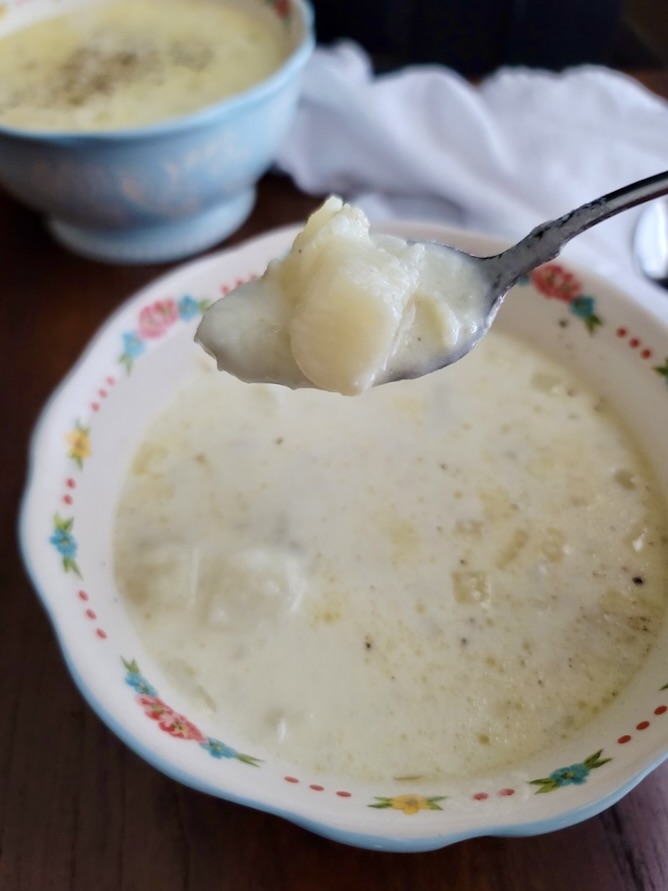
0;0;314;263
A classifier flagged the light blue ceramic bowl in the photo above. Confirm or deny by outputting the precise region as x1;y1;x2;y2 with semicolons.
0;0;313;264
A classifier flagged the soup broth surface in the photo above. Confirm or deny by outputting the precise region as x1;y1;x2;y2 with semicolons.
0;0;289;131
114;330;668;781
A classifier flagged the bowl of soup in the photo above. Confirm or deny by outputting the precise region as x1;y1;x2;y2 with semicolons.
0;0;313;263
19;219;668;851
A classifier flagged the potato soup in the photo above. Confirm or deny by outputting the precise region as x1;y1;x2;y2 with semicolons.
0;0;290;131
114;331;668;781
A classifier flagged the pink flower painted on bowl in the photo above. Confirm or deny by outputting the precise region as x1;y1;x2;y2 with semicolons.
126;660;261;763
530;264;582;302
158;713;206;742
138;694;172;719
521;263;602;333
119;294;210;372
138;299;179;339
137;694;205;740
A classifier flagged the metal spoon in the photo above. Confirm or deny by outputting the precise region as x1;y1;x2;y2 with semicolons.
632;196;668;290
198;171;668;394
421;169;668;372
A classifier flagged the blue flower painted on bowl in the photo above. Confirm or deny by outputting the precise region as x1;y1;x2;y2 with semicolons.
529;750;611;793
125;672;158;697
549;763;590;786
200;737;239;759
50;514;81;576
200;737;262;766
122;658;158;696
122;331;145;359
570;296;596;319
119;330;146;373
178;295;201;320
50;527;77;558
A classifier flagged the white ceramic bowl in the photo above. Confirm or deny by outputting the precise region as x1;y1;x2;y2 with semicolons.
20;223;668;852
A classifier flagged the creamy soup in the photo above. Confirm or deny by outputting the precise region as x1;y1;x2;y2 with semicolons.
114;331;668;781
197;197;490;396
0;0;289;131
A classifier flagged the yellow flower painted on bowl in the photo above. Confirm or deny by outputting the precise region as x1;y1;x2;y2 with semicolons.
67;421;92;468
369;793;445;814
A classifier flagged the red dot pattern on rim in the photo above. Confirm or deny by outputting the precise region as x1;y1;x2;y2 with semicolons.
498;788;515;797
282;777;353;798
61;372;122;646
473;792;488;801
616;703;668;745
220;273;256;296
614;326;653;359
64;479;76;504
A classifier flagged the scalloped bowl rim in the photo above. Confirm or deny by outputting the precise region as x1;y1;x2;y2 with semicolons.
19;221;668;851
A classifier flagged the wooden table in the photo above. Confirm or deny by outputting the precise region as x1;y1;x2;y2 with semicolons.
3;78;668;890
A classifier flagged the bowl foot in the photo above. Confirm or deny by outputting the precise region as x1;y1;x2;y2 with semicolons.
47;189;256;265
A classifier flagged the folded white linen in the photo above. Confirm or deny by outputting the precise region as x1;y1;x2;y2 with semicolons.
276;42;668;318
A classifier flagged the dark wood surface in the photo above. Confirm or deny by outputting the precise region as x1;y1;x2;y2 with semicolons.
3;74;668;889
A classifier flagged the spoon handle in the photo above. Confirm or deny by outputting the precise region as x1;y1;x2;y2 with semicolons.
486;169;668;295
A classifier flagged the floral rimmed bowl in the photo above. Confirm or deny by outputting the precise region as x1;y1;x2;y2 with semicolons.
0;0;313;264
19;222;668;852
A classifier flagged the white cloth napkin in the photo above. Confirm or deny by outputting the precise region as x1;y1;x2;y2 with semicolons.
276;42;668;318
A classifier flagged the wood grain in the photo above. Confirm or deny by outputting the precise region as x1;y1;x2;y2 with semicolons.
3;114;668;889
